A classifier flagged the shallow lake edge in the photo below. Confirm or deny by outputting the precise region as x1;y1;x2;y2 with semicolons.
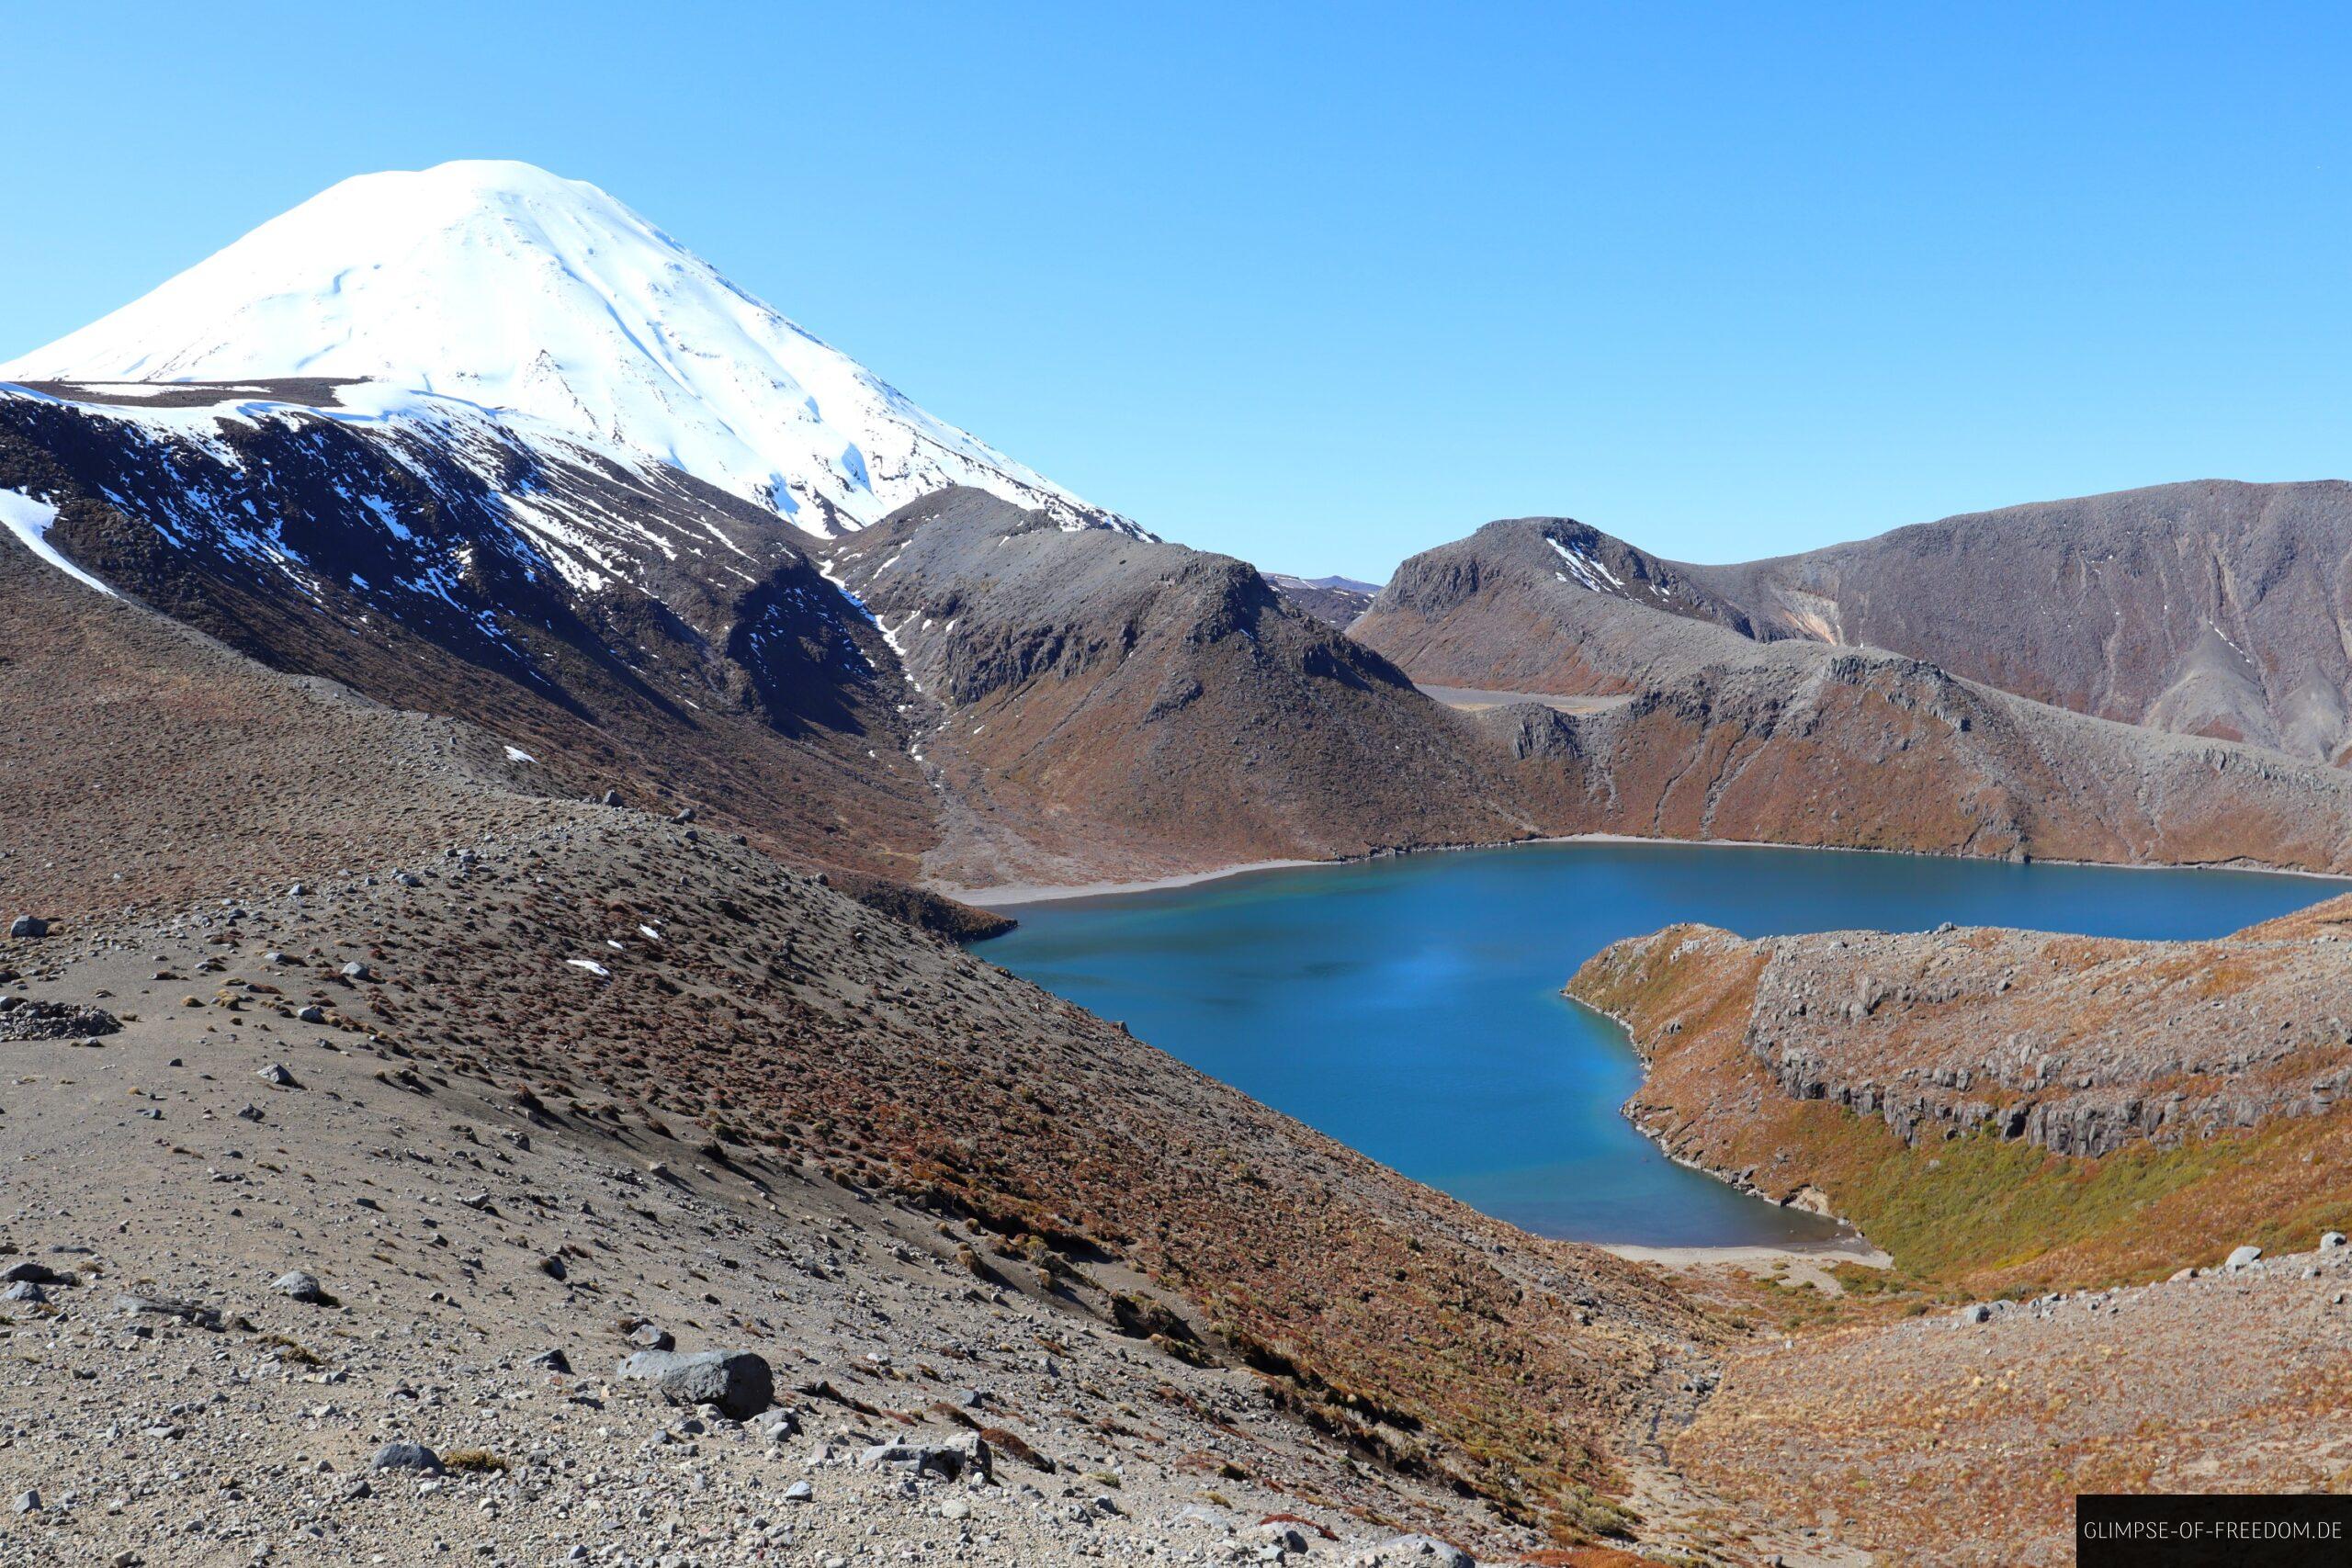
958;829;2352;914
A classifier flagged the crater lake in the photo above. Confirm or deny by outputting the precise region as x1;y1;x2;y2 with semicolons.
977;840;2347;1248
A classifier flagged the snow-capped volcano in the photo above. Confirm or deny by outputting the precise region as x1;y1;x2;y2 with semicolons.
0;159;1107;534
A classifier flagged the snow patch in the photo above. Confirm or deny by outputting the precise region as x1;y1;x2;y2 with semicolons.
0;489;117;596
1546;536;1623;593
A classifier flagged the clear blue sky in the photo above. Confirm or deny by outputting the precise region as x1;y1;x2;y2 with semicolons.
6;3;2348;580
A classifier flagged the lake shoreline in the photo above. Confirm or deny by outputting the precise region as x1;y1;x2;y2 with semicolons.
956;829;2352;913
1598;1238;1893;1269
961;859;1326;908
1570;987;1891;1262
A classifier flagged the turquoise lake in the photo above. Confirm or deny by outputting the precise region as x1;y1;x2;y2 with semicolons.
976;841;2346;1248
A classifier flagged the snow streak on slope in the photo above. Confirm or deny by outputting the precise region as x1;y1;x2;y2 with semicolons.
1;161;1115;536
0;488;116;596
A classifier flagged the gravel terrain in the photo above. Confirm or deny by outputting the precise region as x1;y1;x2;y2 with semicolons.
1679;1236;2352;1565
0;905;1539;1566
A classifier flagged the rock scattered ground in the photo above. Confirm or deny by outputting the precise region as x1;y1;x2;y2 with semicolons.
17;457;2352;1562
0;904;1554;1566
1676;1235;2352;1565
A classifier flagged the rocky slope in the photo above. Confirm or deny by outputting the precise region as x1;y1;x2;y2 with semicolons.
1568;902;2352;1289
0;378;955;886
821;490;1535;892
20;365;2352;906
1675;1235;2352;1565
1683;480;2352;761
1351;517;1763;695
0;554;1742;1562
1571;898;2352;1562
1357;515;2352;876
0;384;1538;905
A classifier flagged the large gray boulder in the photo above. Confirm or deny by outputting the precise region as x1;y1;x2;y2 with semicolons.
371;1441;443;1472
0;1261;69;1287
615;1348;773;1419
272;1269;328;1304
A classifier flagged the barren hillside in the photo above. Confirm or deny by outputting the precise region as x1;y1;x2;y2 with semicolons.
1357;514;2352;875
1686;480;2352;761
822;490;1535;891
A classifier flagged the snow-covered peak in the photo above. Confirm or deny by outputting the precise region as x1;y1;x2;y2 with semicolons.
1;160;1107;534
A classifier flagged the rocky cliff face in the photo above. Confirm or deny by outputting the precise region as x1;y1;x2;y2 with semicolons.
1683;479;2352;762
1569;902;2352;1292
1579;908;2352;1165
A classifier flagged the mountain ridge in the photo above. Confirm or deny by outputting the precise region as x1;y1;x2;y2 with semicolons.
1663;479;2352;761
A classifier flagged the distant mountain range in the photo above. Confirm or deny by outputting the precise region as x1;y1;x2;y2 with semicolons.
7;159;2352;901
1262;572;1379;627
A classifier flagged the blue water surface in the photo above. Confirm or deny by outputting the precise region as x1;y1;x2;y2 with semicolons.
977;841;2345;1247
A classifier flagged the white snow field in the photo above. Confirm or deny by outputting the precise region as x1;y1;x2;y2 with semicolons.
2;160;1112;536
